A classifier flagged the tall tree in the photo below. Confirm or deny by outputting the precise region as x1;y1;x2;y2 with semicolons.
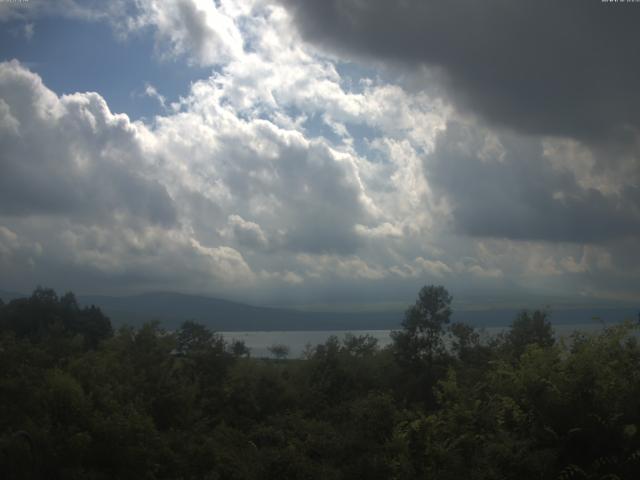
392;285;453;367
505;309;554;358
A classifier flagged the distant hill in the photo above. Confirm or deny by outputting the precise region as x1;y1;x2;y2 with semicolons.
0;290;24;303
2;290;637;331
78;292;402;331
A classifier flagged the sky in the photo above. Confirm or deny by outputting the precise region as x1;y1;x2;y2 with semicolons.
0;0;639;309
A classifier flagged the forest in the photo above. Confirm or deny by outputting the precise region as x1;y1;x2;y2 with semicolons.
1;286;640;479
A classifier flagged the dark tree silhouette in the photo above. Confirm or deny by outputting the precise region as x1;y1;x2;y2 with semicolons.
505;309;554;358
268;343;290;360
391;285;452;366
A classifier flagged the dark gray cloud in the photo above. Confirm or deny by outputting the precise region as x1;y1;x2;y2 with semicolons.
427;121;640;243
279;0;640;142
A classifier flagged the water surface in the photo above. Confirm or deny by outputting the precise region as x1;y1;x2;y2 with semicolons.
221;322;611;358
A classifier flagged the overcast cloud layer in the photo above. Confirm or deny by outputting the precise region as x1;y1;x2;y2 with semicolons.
0;0;639;306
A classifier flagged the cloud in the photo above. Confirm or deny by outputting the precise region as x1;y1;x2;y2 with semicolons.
143;83;167;109
415;257;452;278
5;220;258;295
279;0;640;144
1;2;639;305
132;0;245;66
426;120;640;243
23;22;34;40
226;214;269;250
1;0;245;66
297;254;386;281
0;60;177;227
0;57;383;298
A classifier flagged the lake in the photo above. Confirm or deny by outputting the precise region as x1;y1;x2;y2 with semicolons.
221;322;613;358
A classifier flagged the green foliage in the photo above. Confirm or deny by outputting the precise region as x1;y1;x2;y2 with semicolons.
267;343;290;360
0;287;112;350
389;285;454;406
503;309;555;359
392;285;453;366
1;286;640;479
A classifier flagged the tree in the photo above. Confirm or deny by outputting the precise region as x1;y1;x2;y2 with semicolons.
176;320;224;356
268;343;290;360
76;304;113;348
0;287;112;349
391;285;453;366
342;333;379;357
230;339;251;358
505;309;554;358
449;322;483;362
